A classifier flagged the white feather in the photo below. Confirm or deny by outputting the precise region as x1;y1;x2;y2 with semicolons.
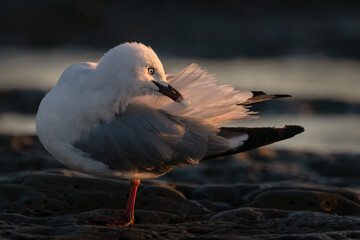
36;42;255;178
134;64;255;125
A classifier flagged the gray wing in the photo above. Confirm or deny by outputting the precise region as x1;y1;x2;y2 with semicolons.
74;103;230;175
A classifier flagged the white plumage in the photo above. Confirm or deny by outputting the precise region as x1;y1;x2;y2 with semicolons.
36;42;253;179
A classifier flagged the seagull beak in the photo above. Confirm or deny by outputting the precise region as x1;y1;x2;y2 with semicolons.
152;81;184;103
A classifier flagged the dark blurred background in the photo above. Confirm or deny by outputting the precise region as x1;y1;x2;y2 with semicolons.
1;0;360;58
0;0;359;153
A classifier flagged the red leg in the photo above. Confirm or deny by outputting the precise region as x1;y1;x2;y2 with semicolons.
89;179;140;227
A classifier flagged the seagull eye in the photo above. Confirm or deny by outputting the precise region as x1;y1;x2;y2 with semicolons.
148;68;155;75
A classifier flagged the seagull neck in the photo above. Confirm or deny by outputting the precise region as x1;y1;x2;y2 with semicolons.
91;69;134;116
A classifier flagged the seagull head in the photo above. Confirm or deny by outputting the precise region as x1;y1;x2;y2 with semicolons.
96;42;183;107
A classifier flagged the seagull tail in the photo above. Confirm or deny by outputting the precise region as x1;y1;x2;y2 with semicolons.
206;125;304;158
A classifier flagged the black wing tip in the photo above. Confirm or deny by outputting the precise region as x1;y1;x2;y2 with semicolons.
282;125;305;138
274;94;292;98
251;91;292;99
208;125;305;158
251;91;266;97
238;91;292;105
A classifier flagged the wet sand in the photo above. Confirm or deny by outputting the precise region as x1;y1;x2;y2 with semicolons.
0;135;359;239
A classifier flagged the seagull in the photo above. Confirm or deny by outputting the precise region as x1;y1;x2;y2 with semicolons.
36;42;304;227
